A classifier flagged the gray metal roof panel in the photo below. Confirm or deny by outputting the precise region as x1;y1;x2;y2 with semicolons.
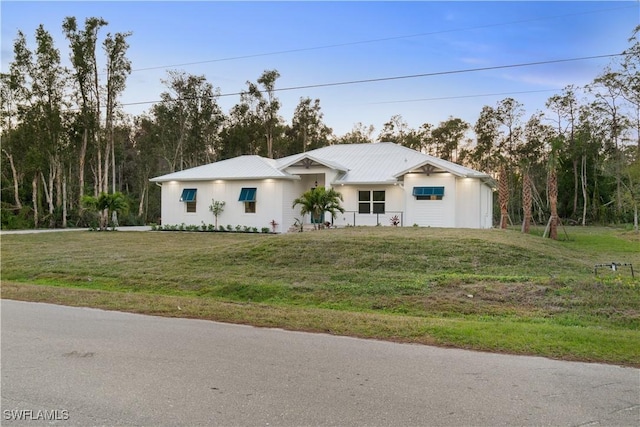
150;155;296;182
150;143;493;186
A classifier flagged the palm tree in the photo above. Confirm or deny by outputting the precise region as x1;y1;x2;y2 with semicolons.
82;192;128;230
521;167;532;234
292;186;345;229
544;137;562;240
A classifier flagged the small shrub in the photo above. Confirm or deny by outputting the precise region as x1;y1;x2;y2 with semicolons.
226;224;233;231
252;227;258;233
209;199;226;229
261;227;270;233
1;205;33;230
201;222;207;231
207;224;216;231
243;226;251;232
235;225;242;232
219;225;226;232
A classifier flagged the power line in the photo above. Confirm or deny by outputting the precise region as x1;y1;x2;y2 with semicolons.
370;89;564;105
120;53;622;108
129;4;635;73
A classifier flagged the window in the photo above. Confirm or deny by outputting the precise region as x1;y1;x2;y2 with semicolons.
244;202;256;213
359;190;385;214
413;186;444;200
358;191;370;214
239;187;257;213
180;188;197;212
373;191;385;214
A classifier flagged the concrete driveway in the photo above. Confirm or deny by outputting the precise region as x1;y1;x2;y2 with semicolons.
1;300;638;426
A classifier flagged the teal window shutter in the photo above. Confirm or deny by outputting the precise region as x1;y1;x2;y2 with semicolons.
180;188;197;202
413;186;444;196
413;187;444;199
238;188;257;202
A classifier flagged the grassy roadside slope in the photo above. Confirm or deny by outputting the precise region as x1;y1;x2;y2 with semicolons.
2;226;638;366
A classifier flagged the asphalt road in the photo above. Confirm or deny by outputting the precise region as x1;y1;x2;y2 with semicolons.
1;300;638;426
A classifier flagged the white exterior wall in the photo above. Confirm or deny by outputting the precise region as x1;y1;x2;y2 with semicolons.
160;179;287;230
455;178;481;228
284;166;344;227
160;181;213;226
332;184;405;227
455;179;495;229
282;179;307;232
403;173;457;227
480;183;494;229
158;171;494;232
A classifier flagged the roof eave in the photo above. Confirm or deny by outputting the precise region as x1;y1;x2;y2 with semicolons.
279;154;349;172
393;161;465;179
332;179;399;186
150;175;300;183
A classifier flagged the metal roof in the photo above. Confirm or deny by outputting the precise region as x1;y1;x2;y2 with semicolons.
150;143;494;186
281;142;494;184
276;153;349;172
150;155;298;182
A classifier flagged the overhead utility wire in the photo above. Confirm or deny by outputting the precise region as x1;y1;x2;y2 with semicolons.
129;4;635;73
256;54;622;93
120;53;623;108
370;89;563;105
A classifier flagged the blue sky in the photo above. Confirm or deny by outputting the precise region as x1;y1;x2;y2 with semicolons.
2;1;638;136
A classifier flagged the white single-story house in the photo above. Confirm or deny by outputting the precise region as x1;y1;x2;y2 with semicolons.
150;142;496;232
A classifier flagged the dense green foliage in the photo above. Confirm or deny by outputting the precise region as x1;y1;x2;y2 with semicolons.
1;18;639;230
1;227;638;365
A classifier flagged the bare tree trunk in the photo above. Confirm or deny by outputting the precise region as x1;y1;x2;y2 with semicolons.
111;131;116;193
2;149;22;209
266;134;273;159
62;173;67;228
173;132;185;172
103;138;110;194
97;137;104;194
91;164;99;197
55;156;62;208
41;171;54;224
98;133;110;193
581;155;588;226
78;128;88;208
549;167;558;240
138;184;146;217
32;174;39;229
498;165;509;229
521;172;532;233
572;158;578;217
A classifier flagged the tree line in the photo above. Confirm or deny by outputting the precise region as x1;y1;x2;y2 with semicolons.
1;17;639;234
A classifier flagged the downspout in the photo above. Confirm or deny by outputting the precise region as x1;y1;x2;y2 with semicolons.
479;179;482;228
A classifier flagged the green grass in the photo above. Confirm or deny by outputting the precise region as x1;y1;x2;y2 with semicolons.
1;226;639;366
